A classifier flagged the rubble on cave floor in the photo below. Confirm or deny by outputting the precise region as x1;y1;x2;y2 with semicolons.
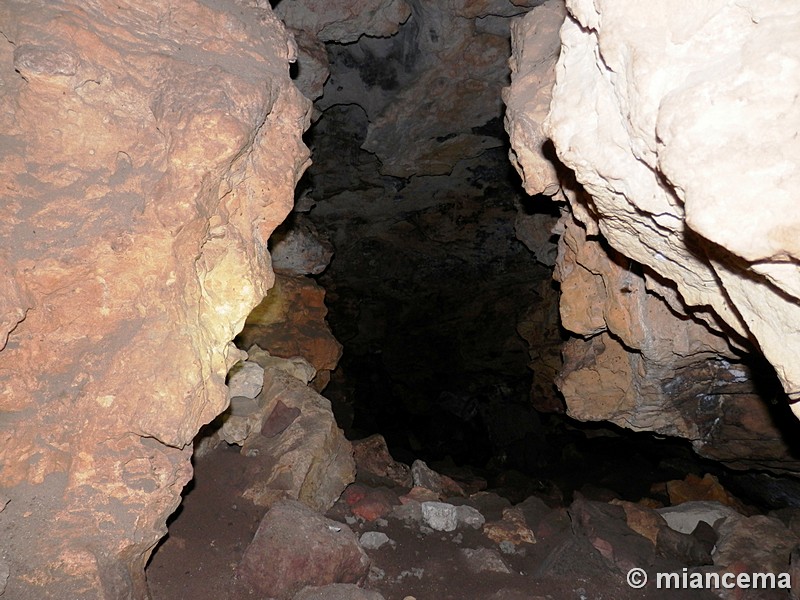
147;431;800;600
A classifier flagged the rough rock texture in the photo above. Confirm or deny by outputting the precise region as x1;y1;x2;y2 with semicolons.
270;214;335;276
352;433;413;488
195;350;316;452
549;1;800;400
503;0;565;197
505;0;800;468
240;367;356;512
0;1;309;597
236;272;342;390
271;0;558;466
274;0;411;44
235;499;371;600
713;513;799;574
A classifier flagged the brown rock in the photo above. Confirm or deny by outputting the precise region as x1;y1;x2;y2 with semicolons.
352;433;413;488
240;367;355;512
569;497;654;576
610;500;665;547
0;1;309;597
713;513;799;574
400;486;441;504
666;473;750;514
293;583;386;600
275;0;410;43
612;500;710;566
483;506;536;547
459;547;512;575
237;273;343;389
236;499;370;600
552;213;800;473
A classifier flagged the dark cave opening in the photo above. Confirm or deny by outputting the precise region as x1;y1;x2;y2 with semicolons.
297;115;800;511
282;8;800;512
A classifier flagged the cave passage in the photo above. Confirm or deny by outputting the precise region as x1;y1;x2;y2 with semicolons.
302;125;800;511
281;0;800;512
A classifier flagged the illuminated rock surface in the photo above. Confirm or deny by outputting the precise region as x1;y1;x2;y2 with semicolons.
0;1;310;596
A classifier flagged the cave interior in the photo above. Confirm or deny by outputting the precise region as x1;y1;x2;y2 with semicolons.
3;0;800;598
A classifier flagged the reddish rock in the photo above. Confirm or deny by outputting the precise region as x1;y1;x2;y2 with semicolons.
352;433;413;488
0;1;309;597
350;487;401;522
237;273;343;390
342;483;370;506
236;499;370;600
666;473;750;514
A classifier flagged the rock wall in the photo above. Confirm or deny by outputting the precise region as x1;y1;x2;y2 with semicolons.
0;1;310;597
505;0;800;470
273;1;560;465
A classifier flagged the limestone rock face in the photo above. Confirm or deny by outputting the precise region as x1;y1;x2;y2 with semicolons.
503;0;566;197
0;1;310;598
555;210;800;470
544;0;800;405
274;0;411;44
505;0;800;468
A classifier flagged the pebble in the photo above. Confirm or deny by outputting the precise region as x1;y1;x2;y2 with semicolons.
360;531;391;550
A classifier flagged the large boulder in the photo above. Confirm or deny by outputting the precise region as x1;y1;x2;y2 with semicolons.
235;499;370;600
0;1;309;597
240;367;356;512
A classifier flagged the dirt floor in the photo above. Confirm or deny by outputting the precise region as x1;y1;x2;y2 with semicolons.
146;443;727;600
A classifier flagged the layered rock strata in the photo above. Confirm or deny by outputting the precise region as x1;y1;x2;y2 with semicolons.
505;0;800;468
0;1;309;597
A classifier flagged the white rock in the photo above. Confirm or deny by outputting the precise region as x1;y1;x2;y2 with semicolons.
421;501;457;532
657;501;741;534
246;345;317;384
359;531;391;550
226;361;264;399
